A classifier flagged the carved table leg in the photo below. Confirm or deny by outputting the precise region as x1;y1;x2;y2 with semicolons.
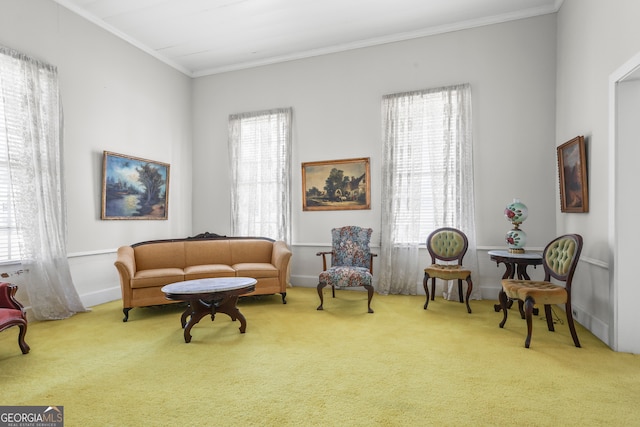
182;299;211;343
213;295;248;333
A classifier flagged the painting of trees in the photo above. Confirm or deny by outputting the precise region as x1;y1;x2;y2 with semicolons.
102;152;170;219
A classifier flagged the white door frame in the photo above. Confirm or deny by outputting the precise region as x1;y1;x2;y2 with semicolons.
609;50;640;353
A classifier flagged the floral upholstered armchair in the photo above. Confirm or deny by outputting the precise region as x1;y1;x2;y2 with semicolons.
316;226;377;313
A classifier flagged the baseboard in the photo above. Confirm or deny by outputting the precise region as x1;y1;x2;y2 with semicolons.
571;303;610;346
80;286;121;308
292;275;320;288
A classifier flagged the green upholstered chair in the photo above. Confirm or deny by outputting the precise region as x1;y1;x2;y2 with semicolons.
0;282;30;354
316;226;377;313
499;234;583;348
423;228;473;313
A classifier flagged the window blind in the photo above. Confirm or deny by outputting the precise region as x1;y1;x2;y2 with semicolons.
0;55;26;263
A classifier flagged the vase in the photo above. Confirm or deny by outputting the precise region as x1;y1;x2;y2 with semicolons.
506;228;527;253
504;198;528;224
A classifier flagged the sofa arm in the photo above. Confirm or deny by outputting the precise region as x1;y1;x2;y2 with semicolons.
272;241;292;283
114;246;136;284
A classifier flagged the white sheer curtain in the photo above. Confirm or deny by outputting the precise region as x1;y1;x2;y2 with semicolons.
379;84;479;300
0;46;86;319
228;108;292;243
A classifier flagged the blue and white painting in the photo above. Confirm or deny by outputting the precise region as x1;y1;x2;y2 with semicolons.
101;151;169;219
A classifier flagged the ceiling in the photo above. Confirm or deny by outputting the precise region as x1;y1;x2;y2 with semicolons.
53;0;561;77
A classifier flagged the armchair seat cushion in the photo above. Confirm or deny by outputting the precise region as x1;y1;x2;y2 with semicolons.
501;279;567;305
0;308;24;325
320;266;372;288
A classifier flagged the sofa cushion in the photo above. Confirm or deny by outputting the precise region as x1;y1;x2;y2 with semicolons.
233;262;279;278
135;242;186;270
131;268;184;289
230;240;273;264
184;240;232;267
184;264;236;280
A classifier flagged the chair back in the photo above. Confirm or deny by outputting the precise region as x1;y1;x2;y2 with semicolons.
426;227;468;265
543;234;583;285
331;226;372;269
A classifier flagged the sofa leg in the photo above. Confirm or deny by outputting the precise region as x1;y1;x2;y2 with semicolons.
123;307;131;322
281;292;287;304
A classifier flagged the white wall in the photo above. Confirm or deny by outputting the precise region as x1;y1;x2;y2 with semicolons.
556;0;640;348
192;14;558;295
0;0;193;306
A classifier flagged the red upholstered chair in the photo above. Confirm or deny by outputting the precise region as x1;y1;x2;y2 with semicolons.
0;282;30;354
499;234;583;348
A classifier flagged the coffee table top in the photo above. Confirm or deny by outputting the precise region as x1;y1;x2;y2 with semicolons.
161;277;257;295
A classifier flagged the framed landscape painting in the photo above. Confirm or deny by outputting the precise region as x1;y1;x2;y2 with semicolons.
557;136;588;213
101;151;170;220
302;157;370;211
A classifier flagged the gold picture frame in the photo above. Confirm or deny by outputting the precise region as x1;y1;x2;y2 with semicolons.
557;136;588;213
302;157;370;211
101;151;170;220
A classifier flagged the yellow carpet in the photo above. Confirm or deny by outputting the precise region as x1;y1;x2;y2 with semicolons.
1;286;639;426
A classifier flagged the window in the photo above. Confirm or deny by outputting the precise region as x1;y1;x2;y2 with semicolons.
0;126;21;263
381;84;474;245
228;108;292;242
0;56;25;263
379;84;476;295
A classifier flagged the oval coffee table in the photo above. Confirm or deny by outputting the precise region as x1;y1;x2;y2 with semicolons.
161;277;257;343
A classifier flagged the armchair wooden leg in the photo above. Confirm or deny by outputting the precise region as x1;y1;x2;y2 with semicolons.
464;277;472;314
458;279;463;303
317;283;327;310
423;273;430;309
565;302;581;348
498;289;509;328
364;285;374;314
431;278;436;301
524;296;535;348
17;322;30;354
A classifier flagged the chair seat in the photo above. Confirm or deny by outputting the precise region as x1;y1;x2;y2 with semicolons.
502;279;567;305
424;264;471;281
319;266;372;288
0;308;25;326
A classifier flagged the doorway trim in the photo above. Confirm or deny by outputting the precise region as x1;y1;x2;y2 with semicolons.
608;50;640;352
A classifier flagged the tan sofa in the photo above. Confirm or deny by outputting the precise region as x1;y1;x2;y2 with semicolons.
114;233;292;321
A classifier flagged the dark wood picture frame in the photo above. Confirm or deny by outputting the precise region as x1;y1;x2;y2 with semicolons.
101;151;170;220
302;157;371;211
557;136;588;213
